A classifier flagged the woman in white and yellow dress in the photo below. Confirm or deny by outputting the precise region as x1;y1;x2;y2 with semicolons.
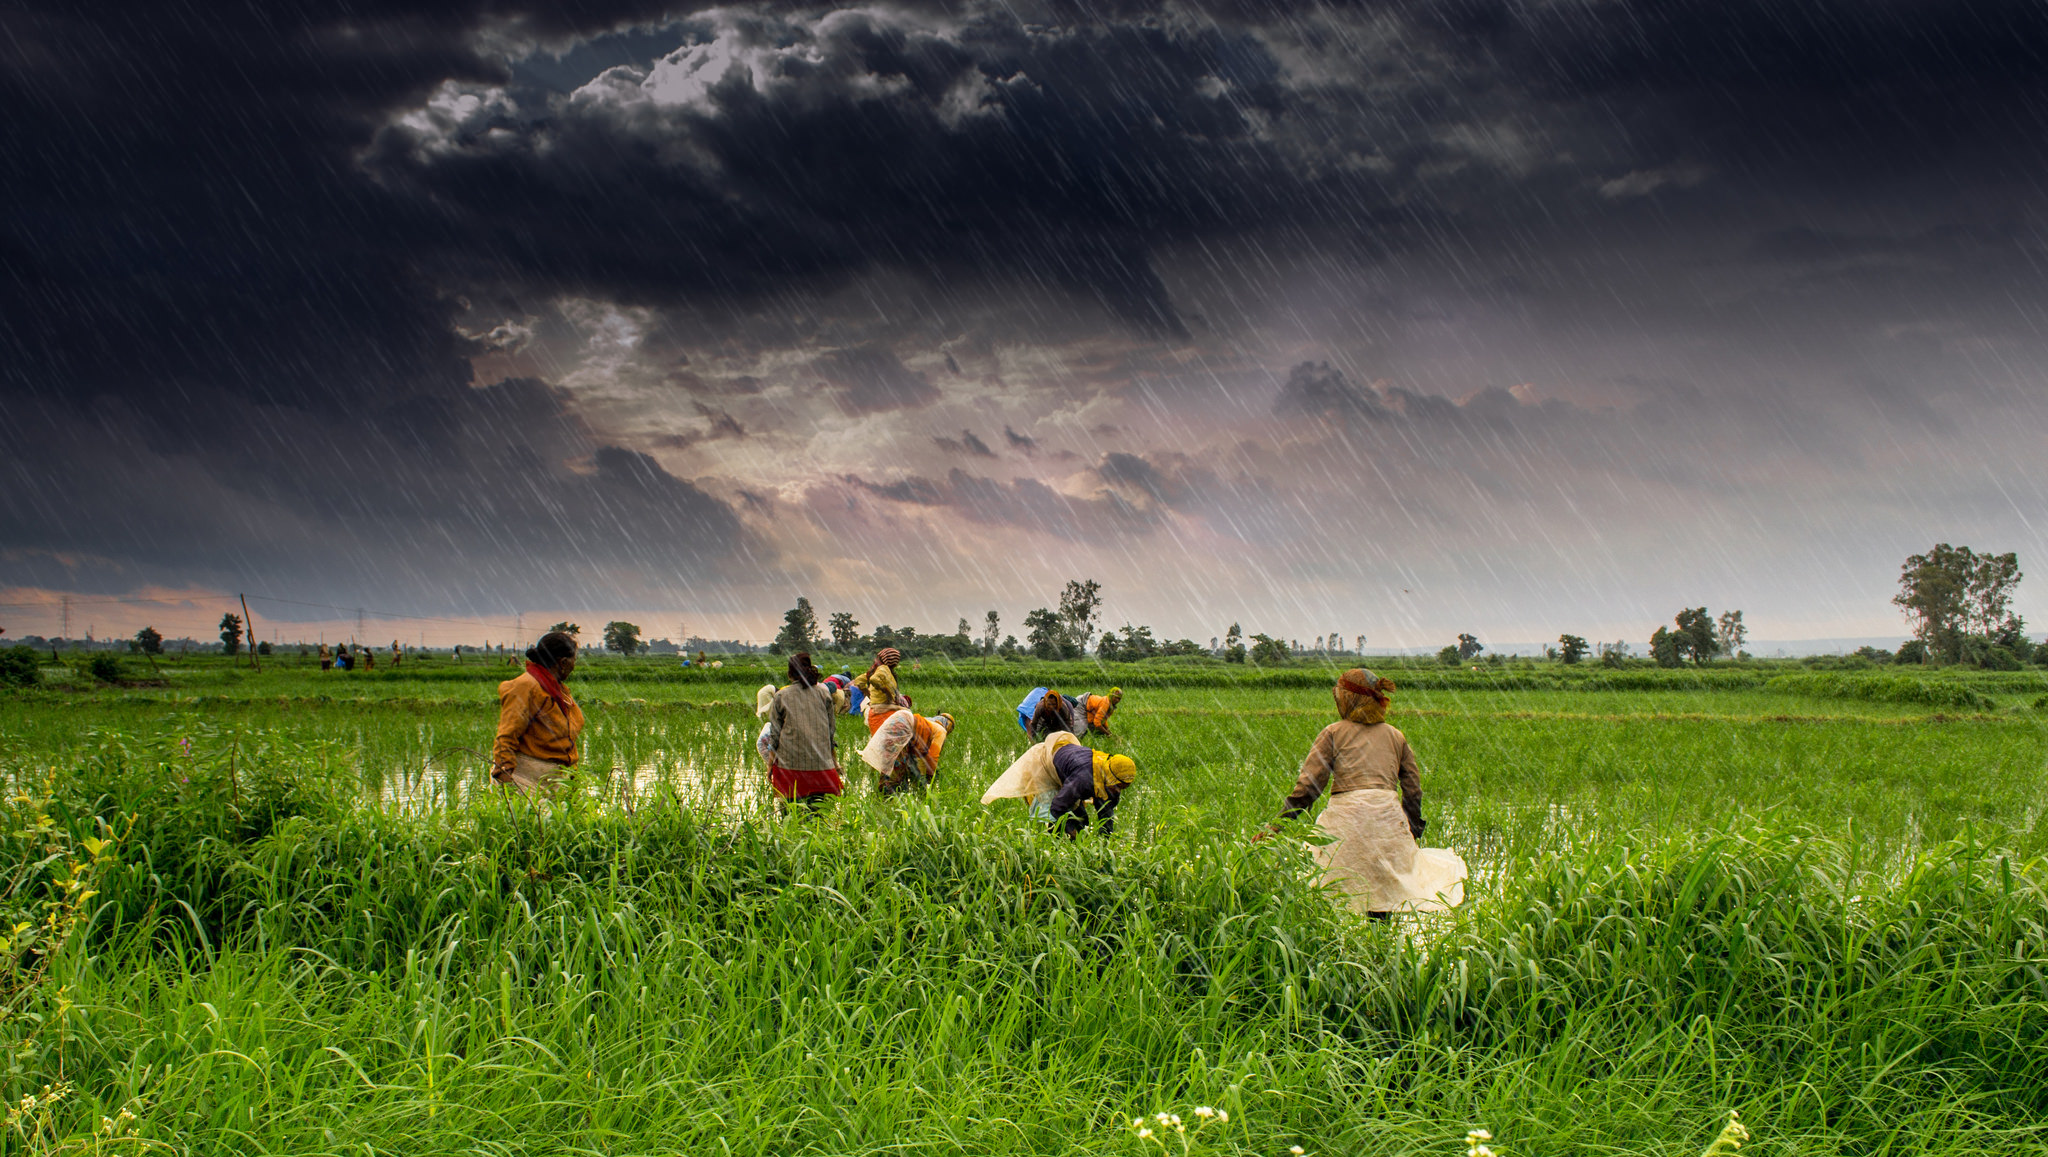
1264;668;1465;918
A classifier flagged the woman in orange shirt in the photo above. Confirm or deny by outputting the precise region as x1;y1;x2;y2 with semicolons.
492;631;587;793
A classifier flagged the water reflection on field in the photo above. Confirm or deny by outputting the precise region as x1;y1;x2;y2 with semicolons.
374;715;778;817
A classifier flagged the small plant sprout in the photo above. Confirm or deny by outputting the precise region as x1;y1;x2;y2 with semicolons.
1701;1110;1751;1156
1467;1128;1496;1157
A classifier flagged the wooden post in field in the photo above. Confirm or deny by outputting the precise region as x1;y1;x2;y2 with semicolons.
240;594;259;671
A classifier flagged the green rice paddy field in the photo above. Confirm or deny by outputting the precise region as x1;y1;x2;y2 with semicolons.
2;655;2046;1155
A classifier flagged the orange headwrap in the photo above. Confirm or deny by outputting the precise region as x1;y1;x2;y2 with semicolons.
1334;668;1392;725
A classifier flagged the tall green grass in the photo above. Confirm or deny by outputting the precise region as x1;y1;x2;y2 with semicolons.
2;680;2046;1154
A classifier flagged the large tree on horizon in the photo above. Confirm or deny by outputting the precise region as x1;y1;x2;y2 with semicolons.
1895;544;2023;662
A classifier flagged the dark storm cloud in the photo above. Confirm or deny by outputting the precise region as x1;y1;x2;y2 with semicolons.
0;377;754;610
4;0;2047;620
933;430;996;459
812;348;942;416
1003;426;1038;456
848;468;1154;542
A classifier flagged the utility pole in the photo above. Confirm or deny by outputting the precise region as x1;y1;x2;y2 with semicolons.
516;612;524;645
60;595;69;643
241;593;259;670
355;607;365;646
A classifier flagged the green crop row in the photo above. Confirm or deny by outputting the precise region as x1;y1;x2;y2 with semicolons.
1767;672;1998;711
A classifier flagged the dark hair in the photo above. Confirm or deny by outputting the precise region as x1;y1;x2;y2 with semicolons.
788;651;820;689
526;631;578;669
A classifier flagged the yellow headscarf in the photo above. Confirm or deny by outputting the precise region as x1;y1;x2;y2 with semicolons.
1091;752;1137;801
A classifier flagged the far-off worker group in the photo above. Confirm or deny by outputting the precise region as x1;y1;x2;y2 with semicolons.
492;634;1464;918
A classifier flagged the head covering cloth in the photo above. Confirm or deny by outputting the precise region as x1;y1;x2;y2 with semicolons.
1092;752;1137;802
787;652;820;689
1333;667;1393;726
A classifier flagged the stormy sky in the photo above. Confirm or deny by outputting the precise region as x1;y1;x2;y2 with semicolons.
4;0;2046;648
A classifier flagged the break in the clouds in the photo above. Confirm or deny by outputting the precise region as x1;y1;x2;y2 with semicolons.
3;0;2047;644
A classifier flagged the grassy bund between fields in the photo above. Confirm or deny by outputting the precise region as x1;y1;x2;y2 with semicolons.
2;655;2045;1154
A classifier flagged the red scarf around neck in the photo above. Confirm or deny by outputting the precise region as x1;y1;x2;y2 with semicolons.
525;661;573;714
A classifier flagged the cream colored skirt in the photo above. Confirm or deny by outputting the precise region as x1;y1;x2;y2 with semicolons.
1315;789;1466;914
500;753;569;794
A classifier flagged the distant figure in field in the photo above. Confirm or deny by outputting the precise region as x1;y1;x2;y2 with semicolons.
335;643;352;671
391;640;402;668
492;631;586;794
1080;687;1123;735
766;652;842;809
1020;686;1081;741
360;646;375;671
982;732;1136;837
318;643;332;672
1261;668;1465;919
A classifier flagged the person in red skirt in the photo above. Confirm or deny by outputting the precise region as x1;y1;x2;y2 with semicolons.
765;651;842;810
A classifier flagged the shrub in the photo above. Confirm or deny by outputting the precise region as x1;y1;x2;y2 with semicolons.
0;646;38;688
86;653;126;683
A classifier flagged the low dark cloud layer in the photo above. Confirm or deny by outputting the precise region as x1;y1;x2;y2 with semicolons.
3;0;2046;635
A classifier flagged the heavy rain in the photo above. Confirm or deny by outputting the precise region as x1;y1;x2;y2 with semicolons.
2;2;2045;1153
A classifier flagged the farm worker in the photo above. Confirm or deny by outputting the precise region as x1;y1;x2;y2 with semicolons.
985;733;1135;837
335;643;351;670
1259;668;1465;918
862;708;954;794
755;682;777;719
854;648;905;731
766;652;843;808
491;631;586;793
318;643;332;671
361;646;375;670
1019;686;1082;740
391;640;402;668
1080;687;1123;734
819;672;854;714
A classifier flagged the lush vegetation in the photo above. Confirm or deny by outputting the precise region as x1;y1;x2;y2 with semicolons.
2;658;2046;1154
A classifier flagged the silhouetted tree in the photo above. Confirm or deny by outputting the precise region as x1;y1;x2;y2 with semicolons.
218;614;242;656
829;612;860;652
771;598;819;654
603;621;643;655
1058;580;1102;653
1558;634;1589;665
1714;610;1747;660
1894;544;2022;662
1024;608;1065;660
1674;607;1718;665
